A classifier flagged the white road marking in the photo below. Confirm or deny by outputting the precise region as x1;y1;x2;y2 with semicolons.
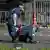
37;41;40;43
4;33;9;36
48;31;50;32
45;27;47;28
48;35;50;36
39;33;50;36
39;27;44;28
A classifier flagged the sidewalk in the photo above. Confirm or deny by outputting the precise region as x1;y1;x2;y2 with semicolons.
0;23;5;26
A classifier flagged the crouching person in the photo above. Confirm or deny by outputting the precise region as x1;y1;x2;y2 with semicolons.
24;32;33;43
20;25;33;43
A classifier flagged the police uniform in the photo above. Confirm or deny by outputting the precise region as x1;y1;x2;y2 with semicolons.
7;6;20;42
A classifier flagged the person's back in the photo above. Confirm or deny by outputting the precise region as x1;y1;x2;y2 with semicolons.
12;5;20;18
15;7;20;16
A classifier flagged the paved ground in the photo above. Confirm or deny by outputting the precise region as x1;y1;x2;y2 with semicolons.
0;25;50;50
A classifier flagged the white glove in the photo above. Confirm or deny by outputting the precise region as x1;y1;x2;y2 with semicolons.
16;27;19;32
32;34;35;36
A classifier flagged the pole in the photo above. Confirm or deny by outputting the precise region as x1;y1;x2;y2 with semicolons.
33;0;37;26
34;0;36;13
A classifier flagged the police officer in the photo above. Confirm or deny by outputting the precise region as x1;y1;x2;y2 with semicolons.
7;5;20;42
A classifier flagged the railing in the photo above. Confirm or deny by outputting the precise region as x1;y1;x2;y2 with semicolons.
36;1;50;25
0;11;8;24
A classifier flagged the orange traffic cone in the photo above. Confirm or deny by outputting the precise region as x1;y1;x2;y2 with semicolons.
32;12;37;26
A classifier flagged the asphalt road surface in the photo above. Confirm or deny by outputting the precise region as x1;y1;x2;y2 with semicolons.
0;25;50;50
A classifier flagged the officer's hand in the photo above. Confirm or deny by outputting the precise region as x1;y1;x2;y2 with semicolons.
16;27;19;32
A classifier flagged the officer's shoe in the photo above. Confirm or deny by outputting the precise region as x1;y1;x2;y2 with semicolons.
12;37;16;43
12;39;15;43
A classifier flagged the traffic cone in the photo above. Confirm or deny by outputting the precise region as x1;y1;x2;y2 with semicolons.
32;12;37;26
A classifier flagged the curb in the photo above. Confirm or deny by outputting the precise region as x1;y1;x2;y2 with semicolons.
4;33;9;36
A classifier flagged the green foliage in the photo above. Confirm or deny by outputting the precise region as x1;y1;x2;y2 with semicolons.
48;25;50;27
0;44;29;50
0;44;16;50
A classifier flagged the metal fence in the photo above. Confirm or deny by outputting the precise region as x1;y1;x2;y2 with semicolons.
0;11;8;24
36;1;50;25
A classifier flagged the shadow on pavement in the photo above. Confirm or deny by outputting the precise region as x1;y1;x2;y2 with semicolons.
0;40;27;43
0;40;37;44
0;40;16;43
